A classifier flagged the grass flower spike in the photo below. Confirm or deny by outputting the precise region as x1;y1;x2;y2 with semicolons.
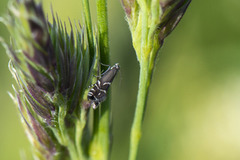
1;0;99;159
121;0;191;62
121;0;191;160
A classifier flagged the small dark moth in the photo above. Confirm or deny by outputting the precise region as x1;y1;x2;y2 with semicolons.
87;63;120;109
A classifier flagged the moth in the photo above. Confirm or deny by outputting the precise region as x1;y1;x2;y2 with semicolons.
87;63;120;109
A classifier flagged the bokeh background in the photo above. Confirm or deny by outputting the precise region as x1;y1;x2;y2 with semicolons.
1;0;240;160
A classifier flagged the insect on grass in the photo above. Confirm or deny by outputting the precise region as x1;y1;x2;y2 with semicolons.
87;63;120;109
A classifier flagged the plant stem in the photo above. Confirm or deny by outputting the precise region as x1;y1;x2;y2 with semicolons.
90;0;111;159
96;0;109;65
129;58;153;160
129;1;153;159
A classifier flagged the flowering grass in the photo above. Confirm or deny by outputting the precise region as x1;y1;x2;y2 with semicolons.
1;0;191;159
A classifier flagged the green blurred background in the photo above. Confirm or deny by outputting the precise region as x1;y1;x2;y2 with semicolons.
1;0;240;159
